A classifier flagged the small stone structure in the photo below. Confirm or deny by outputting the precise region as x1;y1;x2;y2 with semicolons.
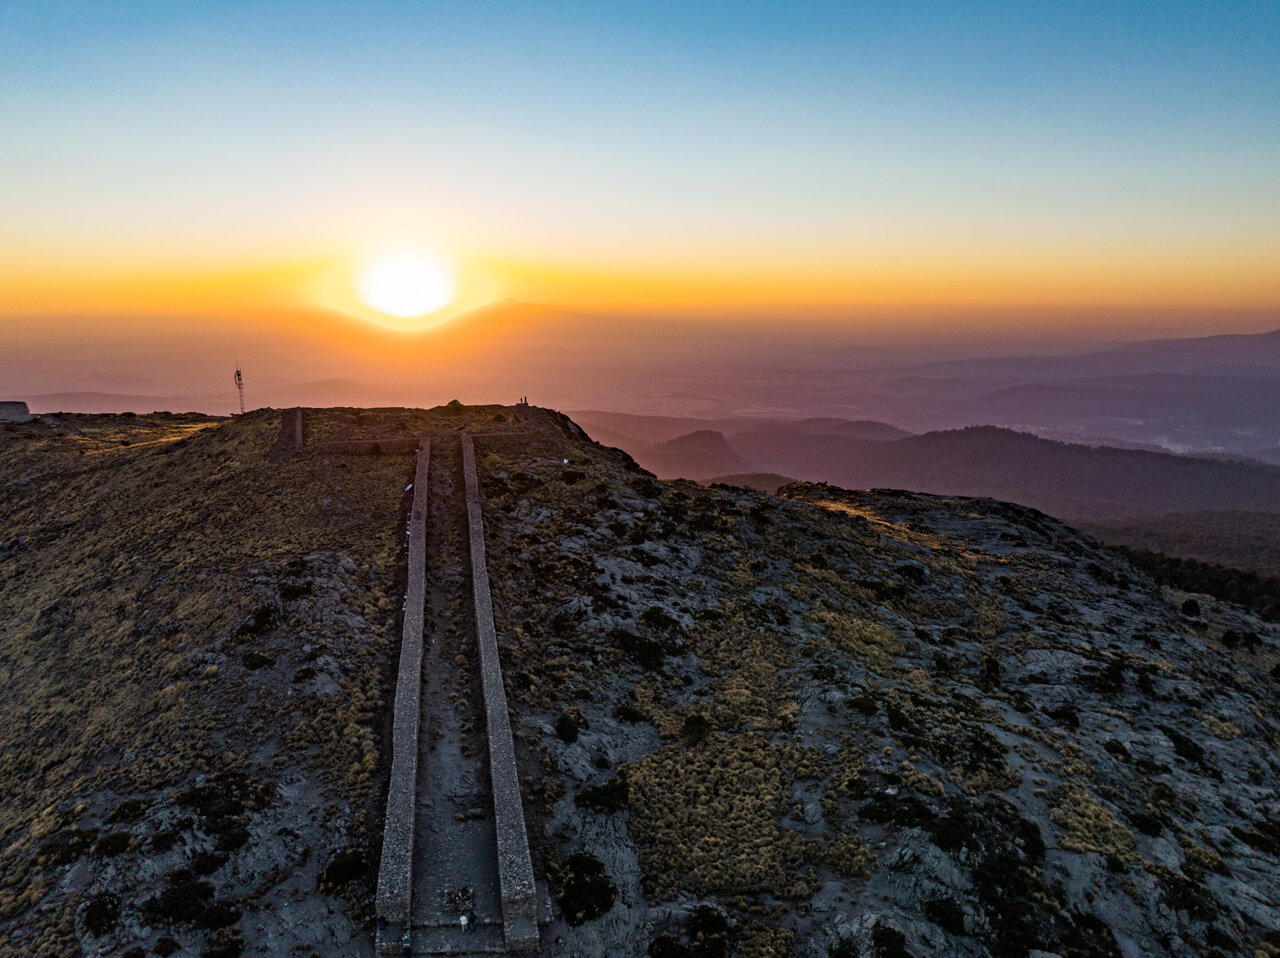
0;401;31;422
312;437;420;456
274;407;420;459
462;434;540;952
375;440;432;948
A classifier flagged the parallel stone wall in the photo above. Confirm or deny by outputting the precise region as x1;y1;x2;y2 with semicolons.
375;440;432;944
461;435;540;952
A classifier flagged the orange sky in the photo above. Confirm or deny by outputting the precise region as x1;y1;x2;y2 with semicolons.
3;3;1278;340
5;234;1279;331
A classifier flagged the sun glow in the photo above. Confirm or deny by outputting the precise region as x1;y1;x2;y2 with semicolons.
357;251;457;319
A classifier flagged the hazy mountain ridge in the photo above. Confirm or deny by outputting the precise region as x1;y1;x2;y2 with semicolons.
13;320;1280;448
645;430;746;479
587;416;1280;522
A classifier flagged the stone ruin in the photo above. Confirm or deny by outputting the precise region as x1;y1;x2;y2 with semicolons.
0;401;32;422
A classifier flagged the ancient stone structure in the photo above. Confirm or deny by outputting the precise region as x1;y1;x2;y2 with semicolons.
0;401;31;422
375;440;432;949
460;438;540;952
462;434;540;952
359;415;540;954
275;407;420;458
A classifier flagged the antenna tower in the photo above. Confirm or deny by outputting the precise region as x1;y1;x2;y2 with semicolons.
234;364;245;415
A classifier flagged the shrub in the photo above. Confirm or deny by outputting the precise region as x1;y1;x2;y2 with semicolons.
649;934;695;957
201;930;245;958
105;797;147;824
687;905;729;938
576;775;629;814
149;830;180;853
615;702;648;723
557;852;616;925
94;831;133;857
1045;703;1080;730
279;580;311;601
612;629;667;672
39;827;98;866
319;847;365;888
241;651;274;670
555;708;588;743
871;922;910;957
191;851;228;876
680;712;711;746
234;605;274;637
142;879;215;924
215;825;249;852
641;606;679;632
923;897;966;936
83;893;120;935
192;901;240;930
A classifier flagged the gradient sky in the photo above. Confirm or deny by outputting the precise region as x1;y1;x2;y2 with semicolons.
2;0;1278;324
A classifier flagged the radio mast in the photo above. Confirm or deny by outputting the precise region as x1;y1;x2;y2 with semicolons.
234;364;245;415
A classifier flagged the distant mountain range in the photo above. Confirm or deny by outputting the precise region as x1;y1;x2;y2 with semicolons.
579;411;1280;524
10;310;1280;449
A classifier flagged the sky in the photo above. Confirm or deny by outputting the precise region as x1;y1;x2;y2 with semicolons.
1;1;1279;359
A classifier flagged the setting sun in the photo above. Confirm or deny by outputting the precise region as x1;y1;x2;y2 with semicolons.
357;251;457;319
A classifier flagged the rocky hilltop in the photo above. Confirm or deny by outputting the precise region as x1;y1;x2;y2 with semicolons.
1;406;1278;958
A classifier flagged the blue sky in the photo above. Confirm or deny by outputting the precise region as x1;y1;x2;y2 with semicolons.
1;0;1277;312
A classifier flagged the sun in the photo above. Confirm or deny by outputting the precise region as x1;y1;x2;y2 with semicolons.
357;251;457;318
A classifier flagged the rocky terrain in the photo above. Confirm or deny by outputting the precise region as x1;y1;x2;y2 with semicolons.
0;409;424;957
2;405;1279;957
484;413;1280;957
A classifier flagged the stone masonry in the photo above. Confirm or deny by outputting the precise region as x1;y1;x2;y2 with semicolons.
375;439;432;948
462;434;540;952
0;402;31;422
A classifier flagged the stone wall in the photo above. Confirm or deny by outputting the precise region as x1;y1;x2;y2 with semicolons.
375;441;431;941
0;402;31;422
461;434;540;952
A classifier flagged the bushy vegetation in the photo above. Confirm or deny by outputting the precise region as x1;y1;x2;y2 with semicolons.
1081;510;1280;578
627;733;822;900
1114;546;1280;620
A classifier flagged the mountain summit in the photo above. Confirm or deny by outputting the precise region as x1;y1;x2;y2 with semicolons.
1;405;1277;957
